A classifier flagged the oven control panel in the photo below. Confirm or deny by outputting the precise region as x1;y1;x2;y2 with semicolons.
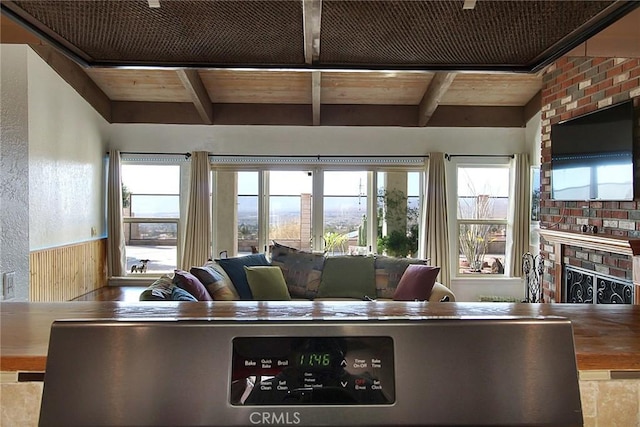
232;336;394;405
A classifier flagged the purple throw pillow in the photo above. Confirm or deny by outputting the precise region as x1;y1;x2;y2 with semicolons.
173;269;213;301
393;265;441;301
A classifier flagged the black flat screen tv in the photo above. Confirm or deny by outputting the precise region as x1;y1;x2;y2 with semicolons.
551;100;635;201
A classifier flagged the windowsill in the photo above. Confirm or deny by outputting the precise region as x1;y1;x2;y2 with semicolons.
452;275;521;282
108;276;158;287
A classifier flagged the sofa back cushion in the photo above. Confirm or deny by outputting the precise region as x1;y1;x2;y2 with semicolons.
374;256;429;299
317;256;376;300
271;245;325;299
217;253;271;300
190;265;237;301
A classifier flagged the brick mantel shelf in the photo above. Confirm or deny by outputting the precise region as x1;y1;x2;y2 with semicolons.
539;228;640;304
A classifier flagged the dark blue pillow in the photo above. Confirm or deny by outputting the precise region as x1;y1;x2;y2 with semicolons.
217;254;271;300
171;286;197;301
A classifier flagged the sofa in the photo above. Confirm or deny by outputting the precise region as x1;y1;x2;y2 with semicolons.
140;242;455;303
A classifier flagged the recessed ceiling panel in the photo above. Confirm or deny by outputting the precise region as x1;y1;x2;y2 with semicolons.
9;0;305;66
319;0;621;69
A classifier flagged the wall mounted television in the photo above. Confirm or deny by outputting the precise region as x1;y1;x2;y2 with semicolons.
551;100;635;201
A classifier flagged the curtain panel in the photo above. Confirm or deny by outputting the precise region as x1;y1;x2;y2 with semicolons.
508;153;531;277
180;151;212;270
107;150;127;277
420;152;451;288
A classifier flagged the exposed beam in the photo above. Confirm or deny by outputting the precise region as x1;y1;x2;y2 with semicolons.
109;102;524;128
524;90;542;124
176;69;214;125
418;72;457;127
0;15;41;44
302;0;322;65
463;0;477;10
112;102;204;125
428;106;524;128
312;71;321;126
29;44;112;122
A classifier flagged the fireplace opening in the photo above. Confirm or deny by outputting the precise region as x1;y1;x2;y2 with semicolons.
564;265;633;304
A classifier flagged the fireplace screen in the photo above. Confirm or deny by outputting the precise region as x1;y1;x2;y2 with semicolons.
564;265;633;304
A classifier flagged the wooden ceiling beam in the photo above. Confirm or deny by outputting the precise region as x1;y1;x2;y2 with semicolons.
29;44;112;122
312;71;321;126
418;72;457;127
109;102;524;127
302;0;322;65
524;90;542;123
176;69;214;125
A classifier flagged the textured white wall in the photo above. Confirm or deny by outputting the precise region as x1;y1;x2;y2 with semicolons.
109;124;526;156
1;45;30;301
27;49;110;250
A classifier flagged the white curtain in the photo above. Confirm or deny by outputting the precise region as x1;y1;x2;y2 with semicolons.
180;151;212;270
107;150;127;277
509;153;531;277
420;152;451;288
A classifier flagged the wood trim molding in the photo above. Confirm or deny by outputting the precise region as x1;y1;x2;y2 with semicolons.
538;229;640;257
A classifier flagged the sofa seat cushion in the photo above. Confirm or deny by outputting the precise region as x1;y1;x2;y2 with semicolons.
245;266;292;301
217;253;271;300
317;256;376;300
393;265;440;301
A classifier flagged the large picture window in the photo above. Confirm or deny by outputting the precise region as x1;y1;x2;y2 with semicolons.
212;161;424;259
121;164;181;275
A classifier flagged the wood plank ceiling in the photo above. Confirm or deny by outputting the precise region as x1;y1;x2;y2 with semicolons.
1;0;638;127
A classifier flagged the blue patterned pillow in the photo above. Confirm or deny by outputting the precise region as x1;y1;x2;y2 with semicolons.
171;286;197;301
217;253;271;300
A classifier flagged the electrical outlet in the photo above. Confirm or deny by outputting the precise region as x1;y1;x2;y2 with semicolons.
3;272;15;300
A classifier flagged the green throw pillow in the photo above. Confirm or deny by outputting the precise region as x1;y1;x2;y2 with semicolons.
317;256;376;299
244;266;292;301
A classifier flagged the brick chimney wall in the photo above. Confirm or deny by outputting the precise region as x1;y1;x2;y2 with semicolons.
540;57;640;302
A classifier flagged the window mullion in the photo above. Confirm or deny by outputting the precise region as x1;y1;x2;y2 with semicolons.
258;170;269;254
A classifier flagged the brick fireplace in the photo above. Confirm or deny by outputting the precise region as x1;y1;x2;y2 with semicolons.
539;229;640;304
539;56;640;303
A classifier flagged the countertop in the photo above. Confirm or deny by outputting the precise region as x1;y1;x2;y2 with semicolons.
1;301;639;371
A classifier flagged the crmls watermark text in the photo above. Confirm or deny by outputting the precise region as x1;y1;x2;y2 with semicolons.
249;411;301;425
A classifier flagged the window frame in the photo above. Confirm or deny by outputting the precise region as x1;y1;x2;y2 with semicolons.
448;157;513;279
211;162;424;258
120;160;185;276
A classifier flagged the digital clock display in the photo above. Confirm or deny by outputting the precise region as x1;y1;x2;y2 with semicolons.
231;336;395;406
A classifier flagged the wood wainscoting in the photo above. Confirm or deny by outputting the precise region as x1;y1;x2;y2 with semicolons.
30;239;108;301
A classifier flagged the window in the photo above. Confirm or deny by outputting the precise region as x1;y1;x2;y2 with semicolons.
376;171;421;258
121;164;181;275
212;161;424;259
455;165;510;276
268;171;313;251
323;171;369;255
237;171;259;255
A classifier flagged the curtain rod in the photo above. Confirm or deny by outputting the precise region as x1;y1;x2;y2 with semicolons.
108;152;429;159
107;151;192;159
445;153;514;161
